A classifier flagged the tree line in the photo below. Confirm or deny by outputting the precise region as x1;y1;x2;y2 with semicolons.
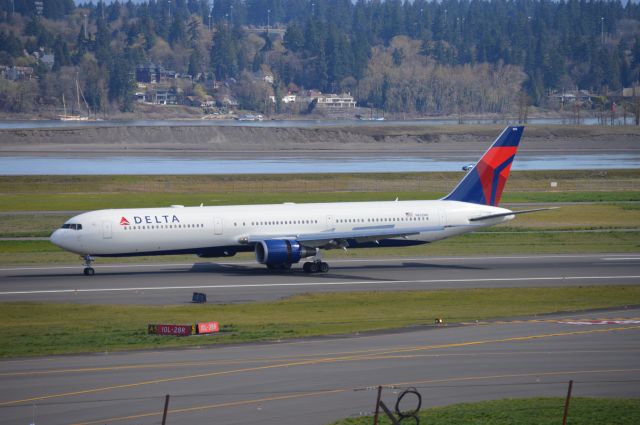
0;0;639;115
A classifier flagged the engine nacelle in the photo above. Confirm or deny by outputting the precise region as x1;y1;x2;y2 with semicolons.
255;239;315;265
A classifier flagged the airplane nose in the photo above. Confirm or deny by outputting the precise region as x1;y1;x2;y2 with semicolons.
50;229;63;248
50;228;79;253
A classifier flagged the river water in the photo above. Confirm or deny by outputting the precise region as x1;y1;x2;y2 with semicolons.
1;153;638;175
2;118;637;175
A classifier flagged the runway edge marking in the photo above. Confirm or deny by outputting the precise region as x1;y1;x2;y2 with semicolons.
2;275;640;296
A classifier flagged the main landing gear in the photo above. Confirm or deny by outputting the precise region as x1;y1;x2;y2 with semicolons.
82;255;95;276
302;260;329;273
302;249;329;273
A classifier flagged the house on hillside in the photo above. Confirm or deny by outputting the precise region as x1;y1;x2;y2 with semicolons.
2;66;35;81
154;88;178;105
315;93;356;108
136;63;179;84
40;53;55;70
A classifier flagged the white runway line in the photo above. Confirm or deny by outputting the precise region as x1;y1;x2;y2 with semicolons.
1;275;639;296
601;257;640;261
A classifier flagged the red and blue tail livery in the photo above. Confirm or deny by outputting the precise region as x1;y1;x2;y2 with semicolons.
444;126;524;206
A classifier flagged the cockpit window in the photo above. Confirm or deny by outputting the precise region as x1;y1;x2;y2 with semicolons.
61;223;82;230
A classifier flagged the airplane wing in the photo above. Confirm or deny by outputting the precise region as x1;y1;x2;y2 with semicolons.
245;225;444;248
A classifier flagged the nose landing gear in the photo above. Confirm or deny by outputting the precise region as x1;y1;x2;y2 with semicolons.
82;255;95;276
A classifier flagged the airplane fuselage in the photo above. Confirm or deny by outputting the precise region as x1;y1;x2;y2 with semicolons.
51;200;512;258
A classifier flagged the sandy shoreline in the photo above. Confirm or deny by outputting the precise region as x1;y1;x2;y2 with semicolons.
1;124;638;157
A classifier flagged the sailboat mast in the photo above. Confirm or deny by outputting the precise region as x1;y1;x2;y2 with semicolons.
75;79;80;115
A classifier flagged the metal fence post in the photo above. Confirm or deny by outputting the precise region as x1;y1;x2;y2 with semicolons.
162;394;170;425
373;386;382;425
562;380;573;425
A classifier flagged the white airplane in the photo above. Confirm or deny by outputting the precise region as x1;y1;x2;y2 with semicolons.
51;126;550;275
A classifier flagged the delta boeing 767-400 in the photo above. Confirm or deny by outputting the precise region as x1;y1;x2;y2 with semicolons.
51;126;551;275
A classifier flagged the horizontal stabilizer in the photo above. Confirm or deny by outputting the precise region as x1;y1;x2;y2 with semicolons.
469;207;559;222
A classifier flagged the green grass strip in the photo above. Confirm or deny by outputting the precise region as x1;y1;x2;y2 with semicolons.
330;397;640;425
1;229;639;266
2;191;639;211
1;286;639;357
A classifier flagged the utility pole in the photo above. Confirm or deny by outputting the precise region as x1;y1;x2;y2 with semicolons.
267;8;270;34
601;17;604;44
84;14;88;39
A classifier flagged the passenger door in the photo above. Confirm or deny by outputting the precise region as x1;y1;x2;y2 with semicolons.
214;217;223;235
102;221;112;239
326;215;334;229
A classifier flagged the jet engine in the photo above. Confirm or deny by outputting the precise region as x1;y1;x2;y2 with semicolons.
255;239;315;266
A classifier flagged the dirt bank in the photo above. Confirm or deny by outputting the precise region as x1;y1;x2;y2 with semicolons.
1;124;638;156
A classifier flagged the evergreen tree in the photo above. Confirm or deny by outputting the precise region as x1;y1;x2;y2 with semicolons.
52;36;71;71
108;53;134;112
210;23;238;80
94;16;111;66
43;0;74;20
284;23;305;52
0;31;22;58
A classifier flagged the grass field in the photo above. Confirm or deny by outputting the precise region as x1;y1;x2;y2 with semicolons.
0;203;640;238
1;170;639;212
2;190;640;212
329;397;640;425
1;169;638;194
1;286;639;357
1;230;639;266
0;170;638;264
2;203;639;238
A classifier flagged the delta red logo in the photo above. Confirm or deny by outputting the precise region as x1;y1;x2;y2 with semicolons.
120;217;130;226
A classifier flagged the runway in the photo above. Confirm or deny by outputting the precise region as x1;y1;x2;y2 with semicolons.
1;308;639;425
0;253;639;304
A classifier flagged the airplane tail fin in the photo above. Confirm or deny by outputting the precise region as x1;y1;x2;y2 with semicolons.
444;126;524;206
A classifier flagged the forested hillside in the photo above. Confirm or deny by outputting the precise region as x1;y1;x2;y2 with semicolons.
0;0;639;117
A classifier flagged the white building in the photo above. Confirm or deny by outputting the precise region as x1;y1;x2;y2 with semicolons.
316;93;356;108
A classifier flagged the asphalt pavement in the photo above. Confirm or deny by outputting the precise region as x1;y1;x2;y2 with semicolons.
0;253;639;304
0;308;639;425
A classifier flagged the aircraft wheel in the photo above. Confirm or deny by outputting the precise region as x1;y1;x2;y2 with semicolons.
83;267;95;276
281;263;292;270
320;262;329;273
309;262;320;273
303;262;311;273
